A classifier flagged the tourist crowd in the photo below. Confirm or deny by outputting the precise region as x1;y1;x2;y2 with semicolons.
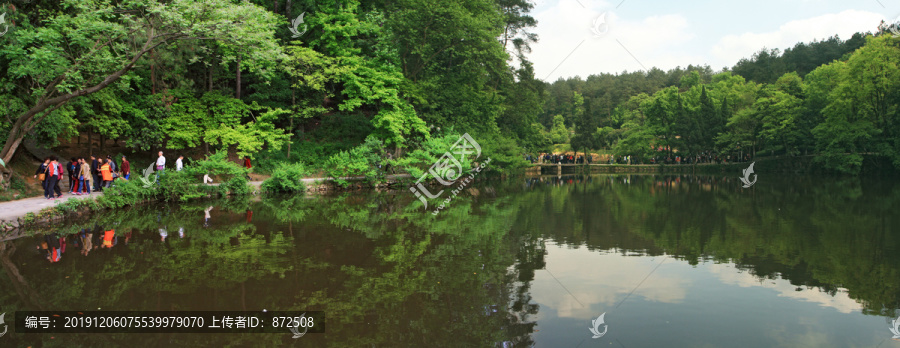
34;154;132;199
34;151;250;199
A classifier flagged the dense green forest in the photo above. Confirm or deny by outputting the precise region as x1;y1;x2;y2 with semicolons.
543;27;900;174
0;0;898;181
0;0;543;181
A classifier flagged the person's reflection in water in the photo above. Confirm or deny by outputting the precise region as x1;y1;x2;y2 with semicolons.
102;228;116;249
157;211;168;242
245;209;252;223
80;228;92;256
204;206;213;227
92;225;102;251
37;233;65;262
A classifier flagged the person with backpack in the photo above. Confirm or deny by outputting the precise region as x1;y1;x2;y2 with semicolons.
91;156;101;191
107;155;117;172
106;155;118;182
67;158;78;194
44;156;63;199
53;158;64;198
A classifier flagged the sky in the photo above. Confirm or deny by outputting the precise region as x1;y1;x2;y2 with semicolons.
526;0;900;81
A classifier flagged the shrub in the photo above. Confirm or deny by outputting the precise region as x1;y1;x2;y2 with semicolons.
261;162;308;193
323;135;385;187
390;131;480;178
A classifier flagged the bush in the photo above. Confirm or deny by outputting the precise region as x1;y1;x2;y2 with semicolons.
389;132;474;179
323;135;385;187
481;135;529;173
261;162;308;193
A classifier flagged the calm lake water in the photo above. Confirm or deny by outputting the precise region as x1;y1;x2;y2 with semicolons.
1;173;899;347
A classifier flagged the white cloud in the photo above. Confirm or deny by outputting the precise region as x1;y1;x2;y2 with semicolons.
707;263;862;314
531;245;688;319
710;9;885;66
531;3;701;79
528;4;888;79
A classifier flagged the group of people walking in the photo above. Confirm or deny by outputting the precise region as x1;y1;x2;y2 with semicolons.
540;153;590;165
32;151;207;199
34;155;131;200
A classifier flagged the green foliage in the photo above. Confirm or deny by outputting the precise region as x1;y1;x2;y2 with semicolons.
540;33;899;175
390;132;476;179
549;115;569;144
162;91;289;158
261;163;309;194
0;0;284;163
324;136;386;187
481;135;530;173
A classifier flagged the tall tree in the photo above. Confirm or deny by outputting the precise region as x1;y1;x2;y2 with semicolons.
571;92;597;161
0;0;283;166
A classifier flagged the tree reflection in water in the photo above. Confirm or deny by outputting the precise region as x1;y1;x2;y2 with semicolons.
0;173;898;346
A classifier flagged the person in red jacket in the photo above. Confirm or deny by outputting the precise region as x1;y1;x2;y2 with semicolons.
243;156;252;180
121;155;131;180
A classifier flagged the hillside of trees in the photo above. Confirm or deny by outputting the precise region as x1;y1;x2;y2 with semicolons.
0;0;543;185
0;0;898;182
542;24;900;174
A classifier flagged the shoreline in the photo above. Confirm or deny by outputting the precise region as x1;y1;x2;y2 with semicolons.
0;174;413;233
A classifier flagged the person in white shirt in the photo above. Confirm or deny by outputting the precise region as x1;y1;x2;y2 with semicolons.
176;155;184;171
156;151;166;171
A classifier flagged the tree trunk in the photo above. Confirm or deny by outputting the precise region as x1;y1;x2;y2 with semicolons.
285;0;292;16
209;58;214;92
235;55;242;99
288;88;295;159
288;117;293;159
88;129;94;156
151;50;157;94
100;133;106;153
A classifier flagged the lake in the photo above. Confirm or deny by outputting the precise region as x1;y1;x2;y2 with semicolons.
1;173;899;347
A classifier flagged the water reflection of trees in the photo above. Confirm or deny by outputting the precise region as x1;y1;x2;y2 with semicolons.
1;189;544;347
518;174;900;316
1;173;898;346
